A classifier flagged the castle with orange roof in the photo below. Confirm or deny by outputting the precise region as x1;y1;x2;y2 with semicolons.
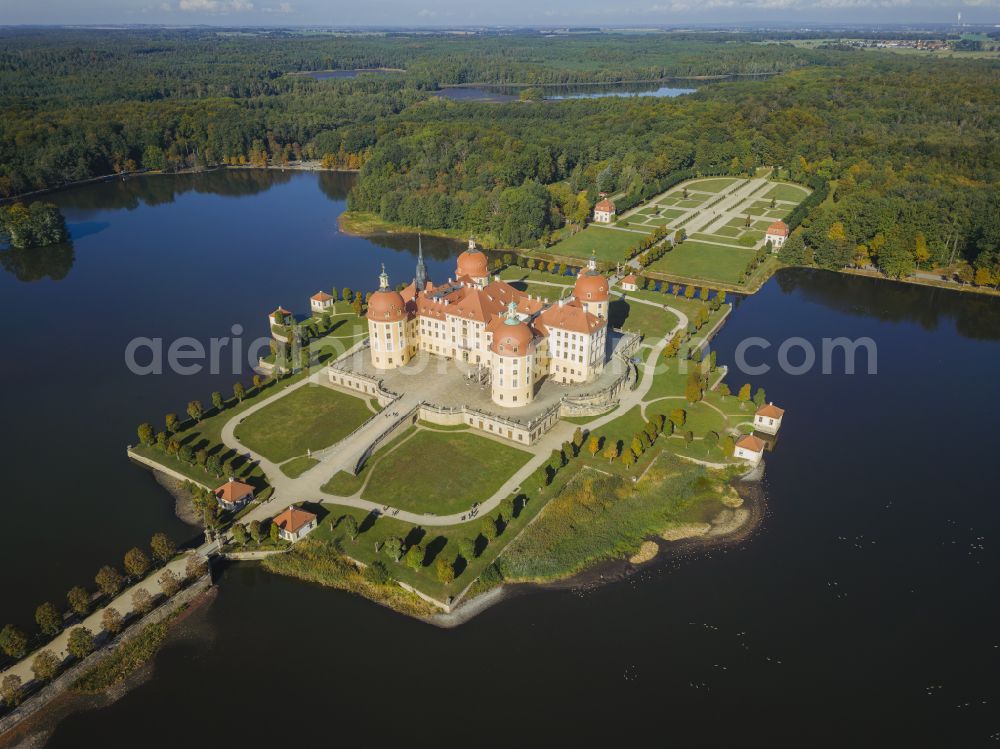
366;239;611;408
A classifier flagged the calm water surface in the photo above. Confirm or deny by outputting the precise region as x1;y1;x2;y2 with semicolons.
1;172;998;746
437;81;696;102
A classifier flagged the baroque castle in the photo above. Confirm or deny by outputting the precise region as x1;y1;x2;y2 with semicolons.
366;240;612;408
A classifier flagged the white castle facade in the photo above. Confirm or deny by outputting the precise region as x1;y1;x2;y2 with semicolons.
366;240;612;408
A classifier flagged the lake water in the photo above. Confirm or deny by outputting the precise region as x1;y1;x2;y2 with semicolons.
2;171;998;746
437;81;696;103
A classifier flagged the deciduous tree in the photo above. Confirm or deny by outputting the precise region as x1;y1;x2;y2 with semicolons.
101;607;123;635
66;627;94;659
0;625;28;659
31;650;60;682
67;586;90;617
95;566;125;597
150;533;176;563
124;548;151;579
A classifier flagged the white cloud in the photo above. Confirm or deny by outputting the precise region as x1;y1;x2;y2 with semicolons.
176;0;253;12
261;2;294;12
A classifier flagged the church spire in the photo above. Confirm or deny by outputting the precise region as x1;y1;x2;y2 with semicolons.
414;234;427;290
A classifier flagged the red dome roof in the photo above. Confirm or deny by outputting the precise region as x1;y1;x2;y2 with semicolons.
366;289;407;322
456;249;489;279
574;271;608;302
490;322;533;357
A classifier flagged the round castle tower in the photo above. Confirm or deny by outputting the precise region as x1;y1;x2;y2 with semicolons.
572;253;609;320
367;265;411;370
490;302;535;407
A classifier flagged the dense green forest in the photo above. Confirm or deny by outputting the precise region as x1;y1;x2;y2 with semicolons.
0;28;998;279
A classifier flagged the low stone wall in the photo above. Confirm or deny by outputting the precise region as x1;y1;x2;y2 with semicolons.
222;549;290;561
353;406;419;474
418;402;557;446
0;575;212;736
327;366;398;407
417;405;466;428
126;450;212;492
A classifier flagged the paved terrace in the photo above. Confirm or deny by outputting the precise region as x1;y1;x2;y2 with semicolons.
334;333;631;425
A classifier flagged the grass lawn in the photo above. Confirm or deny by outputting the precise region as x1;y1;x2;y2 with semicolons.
647;241;755;285
360;429;533;515
130;373;310;491
235;384;372;462
500;266;575;283
545;225;647;262
765;183;810;202
685;177;740;193
281;456;320;478
300;450;566;601
609;297;680;340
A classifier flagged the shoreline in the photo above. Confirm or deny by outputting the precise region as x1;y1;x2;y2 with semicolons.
426;472;766;628
151;470;203;527
0;584;217;748
0;163;359;205
438;72;779;89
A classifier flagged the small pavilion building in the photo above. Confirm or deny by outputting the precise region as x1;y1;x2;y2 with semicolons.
310;291;334;314
734;434;766;465
765;221;789;250
214;478;254;511
273;506;318;542
754;403;785;435
593;198;616;224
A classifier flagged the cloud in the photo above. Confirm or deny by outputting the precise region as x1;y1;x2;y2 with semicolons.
261;2;294;12
176;0;253;11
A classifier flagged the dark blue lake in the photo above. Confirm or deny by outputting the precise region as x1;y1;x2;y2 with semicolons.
1;171;997;746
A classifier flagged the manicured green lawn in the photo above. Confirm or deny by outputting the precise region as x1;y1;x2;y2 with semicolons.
500;266;575;283
235;384;373;462
765;183;810;202
281;456;320;478
685;177;740;193
646;241;754;285
546;225;647;261
609;296;680;340
361;429;532;515
130;373;309;491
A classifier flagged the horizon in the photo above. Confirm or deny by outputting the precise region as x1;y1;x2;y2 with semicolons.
2;2;999;29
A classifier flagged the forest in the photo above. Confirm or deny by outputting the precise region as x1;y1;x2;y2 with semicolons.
0;28;997;279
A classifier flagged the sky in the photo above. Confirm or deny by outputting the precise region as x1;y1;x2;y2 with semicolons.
1;0;998;27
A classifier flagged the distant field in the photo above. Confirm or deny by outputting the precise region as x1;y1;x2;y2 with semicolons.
764;183;810;202
545;225;645;261
679;177;740;194
646;241;755;285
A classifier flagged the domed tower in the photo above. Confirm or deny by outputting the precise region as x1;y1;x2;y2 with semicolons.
456;238;489;287
367;265;411;370
573;253;609;319
490;302;535;407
